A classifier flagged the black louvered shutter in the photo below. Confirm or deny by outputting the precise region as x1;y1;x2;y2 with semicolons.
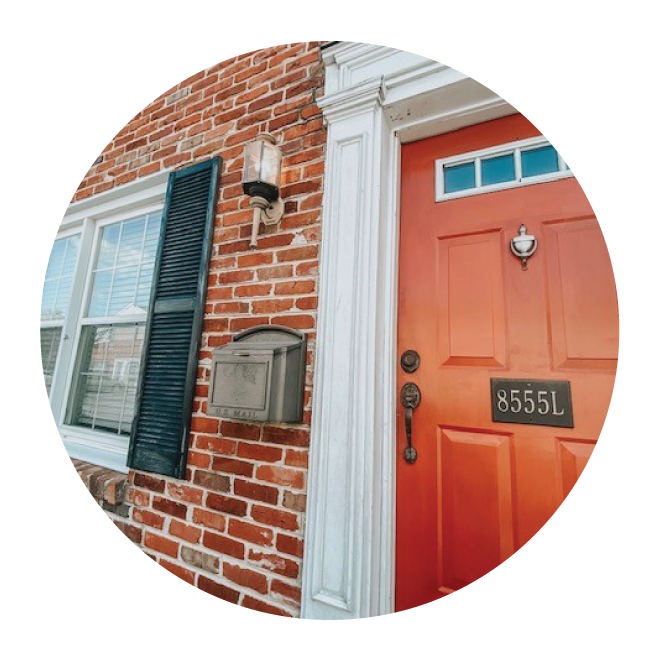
128;157;221;478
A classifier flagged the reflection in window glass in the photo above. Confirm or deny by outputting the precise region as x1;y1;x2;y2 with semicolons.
481;153;516;186
68;324;145;435
521;145;559;178
88;213;161;318
444;162;476;193
40;327;63;394
42;235;80;321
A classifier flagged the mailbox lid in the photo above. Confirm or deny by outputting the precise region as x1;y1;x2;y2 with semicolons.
218;341;297;355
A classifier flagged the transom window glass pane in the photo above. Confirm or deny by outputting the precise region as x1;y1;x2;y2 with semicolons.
444;162;476;194
41;327;63;394
88;212;161;318
481;153;516;186
42;235;80;321
68;324;145;435
521;145;559;178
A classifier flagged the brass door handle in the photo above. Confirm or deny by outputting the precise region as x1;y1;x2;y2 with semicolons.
401;382;421;464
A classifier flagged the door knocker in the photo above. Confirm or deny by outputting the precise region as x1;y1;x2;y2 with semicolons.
510;223;538;270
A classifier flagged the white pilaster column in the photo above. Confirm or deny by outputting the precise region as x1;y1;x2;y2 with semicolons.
301;76;397;620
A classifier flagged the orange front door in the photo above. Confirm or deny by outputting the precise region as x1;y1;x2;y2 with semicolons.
395;114;618;611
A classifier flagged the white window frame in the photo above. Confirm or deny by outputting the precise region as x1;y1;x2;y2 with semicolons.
46;171;169;472
435;135;573;201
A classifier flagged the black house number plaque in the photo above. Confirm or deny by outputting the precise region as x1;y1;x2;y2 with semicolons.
490;378;574;428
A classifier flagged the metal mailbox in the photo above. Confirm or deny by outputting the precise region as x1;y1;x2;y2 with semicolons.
208;325;307;423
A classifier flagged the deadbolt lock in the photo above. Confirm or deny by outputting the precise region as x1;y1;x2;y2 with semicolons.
400;349;420;374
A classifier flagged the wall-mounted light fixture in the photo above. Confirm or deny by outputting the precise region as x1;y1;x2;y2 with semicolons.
242;133;284;248
510;223;538;270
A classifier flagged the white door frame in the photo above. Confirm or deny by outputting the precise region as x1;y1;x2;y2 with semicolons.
301;43;516;619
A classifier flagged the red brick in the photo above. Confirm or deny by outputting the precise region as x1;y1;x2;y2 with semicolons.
220;421;261;441
271;579;302;604
237;442;282;463
271;314;315;330
185;451;211;469
262;426;310;447
198;575;241;604
192;507;226;532
276;245;318;263
114;520;143;544
206;493;248;517
132;508;165;530
167;483;204;505
160;559;195;585
190;416;219;434
223;563;268;594
252;298;294;313
274;280;315;295
284;448;308;468
235;283;272;298
195;435;237;454
153;496;188;520
251;505;299;531
242;595;292;617
247;550;300;578
127;488;151;507
202;531;245;559
276;533;304;558
192;470;230;492
228;519;274;547
169;519;201;544
144;532;179;558
133;472;165;493
211;457;254;478
234;479;279;505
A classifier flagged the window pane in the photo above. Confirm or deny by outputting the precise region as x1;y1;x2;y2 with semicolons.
68;323;144;435
521;145;559;178
41;327;63;394
87;213;162;318
41;234;80;321
481;153;515;186
96;223;120;270
444;162;476;193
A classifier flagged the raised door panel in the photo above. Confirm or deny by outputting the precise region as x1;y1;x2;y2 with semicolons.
437;231;507;367
558;439;596;498
438;428;515;591
544;218;619;369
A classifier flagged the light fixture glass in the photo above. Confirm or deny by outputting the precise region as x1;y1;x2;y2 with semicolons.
242;134;282;202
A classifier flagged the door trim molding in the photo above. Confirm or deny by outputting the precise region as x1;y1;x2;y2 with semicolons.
301;42;515;619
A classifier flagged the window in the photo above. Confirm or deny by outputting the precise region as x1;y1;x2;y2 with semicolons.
42;171;168;471
66;212;161;437
435;137;572;201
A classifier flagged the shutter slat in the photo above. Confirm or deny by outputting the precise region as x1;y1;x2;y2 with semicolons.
127;158;221;478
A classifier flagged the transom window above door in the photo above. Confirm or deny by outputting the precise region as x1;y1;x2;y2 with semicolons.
435;136;572;201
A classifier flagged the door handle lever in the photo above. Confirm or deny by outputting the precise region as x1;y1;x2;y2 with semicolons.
401;382;421;464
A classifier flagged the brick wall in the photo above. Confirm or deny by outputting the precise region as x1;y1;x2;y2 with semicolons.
74;42;325;617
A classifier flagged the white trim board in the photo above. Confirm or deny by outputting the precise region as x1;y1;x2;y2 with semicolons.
301;42;516;620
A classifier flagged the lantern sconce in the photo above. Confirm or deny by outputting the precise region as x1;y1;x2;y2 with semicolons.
242;133;284;249
510;223;538;270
